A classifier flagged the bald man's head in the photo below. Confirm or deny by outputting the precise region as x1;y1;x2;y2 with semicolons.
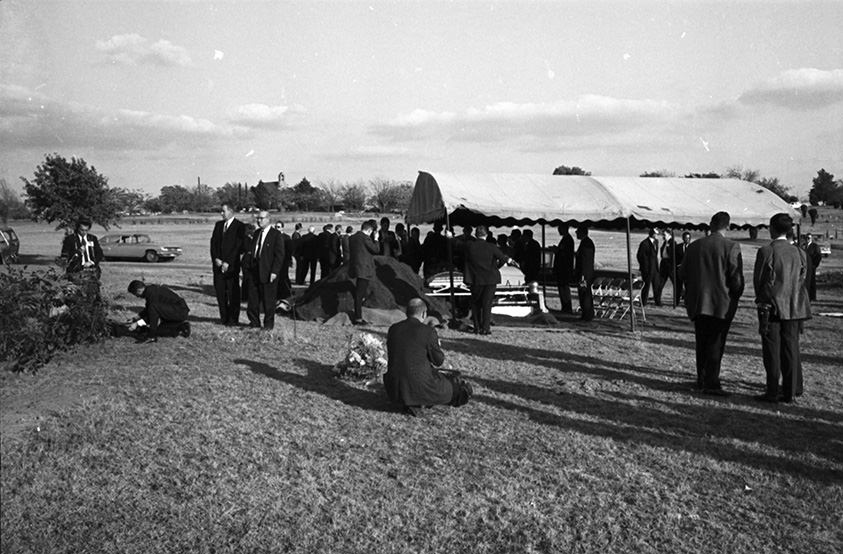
406;298;426;319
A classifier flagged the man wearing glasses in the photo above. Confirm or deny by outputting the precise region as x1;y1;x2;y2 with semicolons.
246;211;285;330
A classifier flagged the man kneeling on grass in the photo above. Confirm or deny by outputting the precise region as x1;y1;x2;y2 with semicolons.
127;280;191;343
384;298;472;416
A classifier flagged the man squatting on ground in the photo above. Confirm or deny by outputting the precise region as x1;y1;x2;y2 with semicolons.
127;280;191;343
384;298;472;416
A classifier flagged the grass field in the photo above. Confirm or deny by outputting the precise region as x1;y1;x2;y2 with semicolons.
2;212;842;553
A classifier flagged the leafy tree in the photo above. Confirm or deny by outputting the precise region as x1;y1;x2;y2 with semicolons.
282;178;323;211
252;180;281;210
755;177;792;201
216;182;252;211
553;165;591;176
684;172;721;178
809;169;839;206
143;196;164;213
340;182;368;211
113;188;148;214
0;178;30;223
158;185;194;214
639;170;676;177
725;166;760;184
191;183;217;212
22;154;122;230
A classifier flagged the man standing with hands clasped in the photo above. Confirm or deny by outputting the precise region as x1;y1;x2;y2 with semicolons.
246;211;284;330
348;219;380;325
210;204;245;326
754;213;811;403
463;225;516;335
680;212;744;395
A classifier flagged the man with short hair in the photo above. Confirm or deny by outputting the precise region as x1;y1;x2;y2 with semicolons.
246;211;285;330
803;233;822;302
754;213;811;403
384;298;472;416
637;228;661;306
553;223;575;314
317;223;341;279
348;219;380;324
520;228;542;283
61;216;103;277
210;204;246;325
680;212;744;395
574;225;595;321
127;280;190;342
464;225;515;335
659;228;678;305
378;216;402;258
676;231;692;301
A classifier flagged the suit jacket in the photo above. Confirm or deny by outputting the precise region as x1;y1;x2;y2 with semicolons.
378;229;402;258
348;230;379;279
210;218;246;275
250;227;285;283
659;237;677;273
384;317;451;407
680;233;744;321
521;238;542;281
805;242;822;270
317;230;341;266
280;232;293;268
140;284;189;336
61;233;103;272
553;234;575;280
637;237;659;277
574;237;595;284
676;241;690;268
754;239;811;321
464;240;508;286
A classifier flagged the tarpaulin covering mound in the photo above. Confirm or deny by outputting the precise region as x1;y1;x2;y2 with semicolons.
293;256;451;323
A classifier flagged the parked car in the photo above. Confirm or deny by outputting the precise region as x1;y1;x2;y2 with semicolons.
99;234;182;263
1;227;20;264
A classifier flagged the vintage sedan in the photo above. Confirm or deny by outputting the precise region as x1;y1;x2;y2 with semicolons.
0;227;20;264
100;234;182;262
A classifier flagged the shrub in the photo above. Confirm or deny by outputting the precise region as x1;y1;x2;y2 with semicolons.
0;266;110;373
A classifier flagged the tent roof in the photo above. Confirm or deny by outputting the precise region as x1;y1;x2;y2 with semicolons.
406;172;800;229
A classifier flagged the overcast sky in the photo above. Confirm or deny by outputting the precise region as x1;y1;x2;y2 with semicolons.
1;0;841;198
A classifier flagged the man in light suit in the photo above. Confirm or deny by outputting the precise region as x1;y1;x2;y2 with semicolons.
210;204;246;326
754;213;811;403
61;216;103;278
637;228;661;306
246;211;285;330
464;225;515;335
680;212;744;395
348;219;380;325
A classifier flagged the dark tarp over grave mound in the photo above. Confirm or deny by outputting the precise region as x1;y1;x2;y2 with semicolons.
293;255;451;322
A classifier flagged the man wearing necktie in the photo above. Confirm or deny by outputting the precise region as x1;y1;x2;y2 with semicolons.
636;228;661;307
61;216;103;278
246;211;285;330
210;204;246;325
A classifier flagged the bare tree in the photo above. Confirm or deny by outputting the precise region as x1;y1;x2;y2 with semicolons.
319;179;344;212
340;181;368;211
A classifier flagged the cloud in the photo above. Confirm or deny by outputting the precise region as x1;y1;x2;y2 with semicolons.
323;145;411;160
95;34;192;67
227;103;300;129
372;95;679;142
0;84;237;151
739;68;843;110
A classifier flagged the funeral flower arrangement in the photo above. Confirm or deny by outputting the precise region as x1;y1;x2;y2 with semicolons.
335;332;387;381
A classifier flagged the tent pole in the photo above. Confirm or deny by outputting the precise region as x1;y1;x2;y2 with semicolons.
626;217;635;332
445;211;457;327
541;223;547;299
672;231;678;309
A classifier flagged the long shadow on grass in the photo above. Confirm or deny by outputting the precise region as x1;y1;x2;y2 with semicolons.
168;283;216;297
473;387;843;483
235;358;395;413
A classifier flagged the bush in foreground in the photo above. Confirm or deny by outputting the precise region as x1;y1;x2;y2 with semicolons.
0;266;109;373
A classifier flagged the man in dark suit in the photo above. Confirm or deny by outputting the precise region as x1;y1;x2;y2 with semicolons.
246;211;285;330
553;223;575;314
292;222;305;285
127;280;190;342
574;225;595;321
300;226;319;285
521;229;542;283
377;217;402;258
637;228;661;306
384;298;471;416
61;216;103;277
754;213;811;403
675;231;692;301
274;222;293;303
348;219;380;324
210;204;246;326
803;233;822;302
317;223;341;279
463;225;515;335
658;228;678;306
680;212;744;395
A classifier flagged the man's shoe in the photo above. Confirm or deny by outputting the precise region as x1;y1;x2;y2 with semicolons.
179;322;191;338
779;396;794;404
702;388;730;397
353;319;369;326
754;393;778;403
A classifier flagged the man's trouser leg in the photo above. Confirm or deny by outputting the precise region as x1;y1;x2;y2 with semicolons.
213;271;228;323
695;315;729;390
469;285;483;331
259;280;277;329
779;319;800;399
354;278;368;321
557;277;572;313
246;270;262;326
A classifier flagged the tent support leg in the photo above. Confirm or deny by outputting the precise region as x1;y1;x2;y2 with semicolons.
626;217;635;332
445;212;457;327
541;223;546;300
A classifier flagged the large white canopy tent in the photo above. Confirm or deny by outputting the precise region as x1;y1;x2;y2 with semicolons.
407;171;801;330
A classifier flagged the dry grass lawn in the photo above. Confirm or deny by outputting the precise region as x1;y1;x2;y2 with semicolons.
2;215;842;553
